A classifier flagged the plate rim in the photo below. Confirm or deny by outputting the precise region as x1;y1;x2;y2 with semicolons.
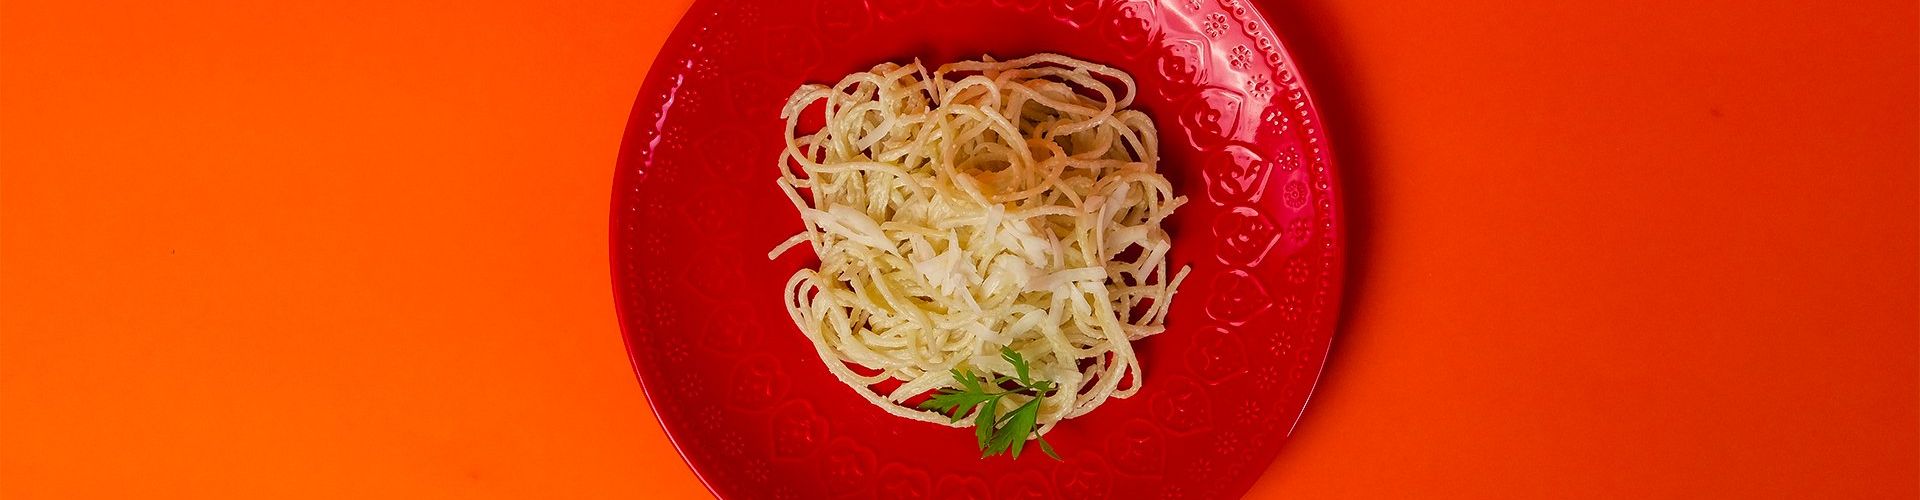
609;1;1348;496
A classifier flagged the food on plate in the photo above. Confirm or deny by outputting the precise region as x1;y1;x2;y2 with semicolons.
770;54;1187;458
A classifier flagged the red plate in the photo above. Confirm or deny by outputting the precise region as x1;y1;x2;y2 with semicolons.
611;1;1344;498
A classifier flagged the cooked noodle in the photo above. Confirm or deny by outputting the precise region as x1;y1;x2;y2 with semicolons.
771;54;1189;432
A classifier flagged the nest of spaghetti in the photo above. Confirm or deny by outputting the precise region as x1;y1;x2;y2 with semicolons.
770;54;1188;433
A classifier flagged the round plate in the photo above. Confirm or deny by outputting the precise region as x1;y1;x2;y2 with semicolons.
611;1;1344;498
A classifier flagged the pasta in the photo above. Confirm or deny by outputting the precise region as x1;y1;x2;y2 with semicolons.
770;54;1188;433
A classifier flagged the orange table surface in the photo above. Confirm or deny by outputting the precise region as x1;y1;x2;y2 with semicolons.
2;1;1915;498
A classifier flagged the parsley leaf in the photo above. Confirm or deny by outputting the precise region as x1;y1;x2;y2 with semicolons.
920;348;1063;461
1000;398;1041;458
1001;346;1033;385
973;398;996;445
1037;436;1062;461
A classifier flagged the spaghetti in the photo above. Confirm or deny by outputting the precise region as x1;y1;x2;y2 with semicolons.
771;54;1188;433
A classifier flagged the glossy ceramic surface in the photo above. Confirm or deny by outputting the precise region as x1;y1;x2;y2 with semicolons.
611;1;1344;497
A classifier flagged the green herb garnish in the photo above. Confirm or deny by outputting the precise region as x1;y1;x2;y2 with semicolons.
917;347;1063;460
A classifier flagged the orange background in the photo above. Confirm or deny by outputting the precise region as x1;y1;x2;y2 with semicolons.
2;0;1915;498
